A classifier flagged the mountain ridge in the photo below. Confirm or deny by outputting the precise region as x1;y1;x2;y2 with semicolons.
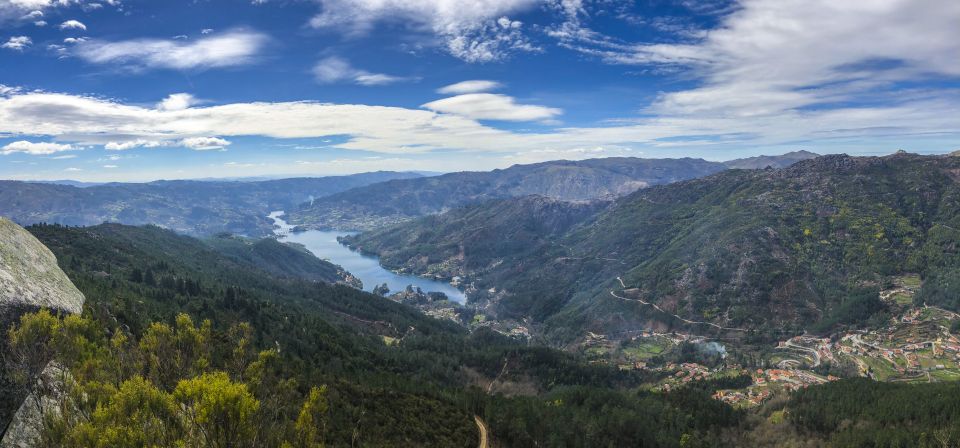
346;152;960;341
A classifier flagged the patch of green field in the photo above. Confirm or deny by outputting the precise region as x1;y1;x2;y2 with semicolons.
585;346;611;358
891;292;913;305
931;369;960;381
622;340;669;360
860;356;899;381
899;274;922;289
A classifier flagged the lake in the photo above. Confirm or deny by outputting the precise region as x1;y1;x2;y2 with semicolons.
269;212;466;304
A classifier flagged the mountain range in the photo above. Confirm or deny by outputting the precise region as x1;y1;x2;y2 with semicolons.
344;152;960;342
0;171;422;237
288;153;819;231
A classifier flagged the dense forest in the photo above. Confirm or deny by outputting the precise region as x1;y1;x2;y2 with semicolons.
2;223;743;447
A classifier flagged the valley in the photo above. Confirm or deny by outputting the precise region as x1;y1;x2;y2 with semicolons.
5;151;960;447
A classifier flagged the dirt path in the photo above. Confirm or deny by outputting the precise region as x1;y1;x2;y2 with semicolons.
610;277;747;332
474;415;489;448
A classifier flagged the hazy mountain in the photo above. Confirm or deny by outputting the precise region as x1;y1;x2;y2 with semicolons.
723;150;820;169
0;171;422;237
346;152;960;340
288;157;728;230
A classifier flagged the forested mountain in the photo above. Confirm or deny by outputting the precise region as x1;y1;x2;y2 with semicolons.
288;157;728;230
0;171;422;237
1;222;744;447
205;233;360;286
346;153;960;341
723;150;819;169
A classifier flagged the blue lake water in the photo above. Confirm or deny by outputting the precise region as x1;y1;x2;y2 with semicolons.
269;212;465;304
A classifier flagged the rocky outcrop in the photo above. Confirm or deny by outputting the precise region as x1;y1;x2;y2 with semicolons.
0;218;84;317
1;218;84;447
0;363;71;448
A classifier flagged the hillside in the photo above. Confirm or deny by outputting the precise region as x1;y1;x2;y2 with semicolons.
288;157;727;230
0;171;421;237
205;233;360;286
347;153;960;341
0;222;744;446
723;150;820;169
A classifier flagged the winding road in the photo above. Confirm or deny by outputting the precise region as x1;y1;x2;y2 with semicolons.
611;277;748;332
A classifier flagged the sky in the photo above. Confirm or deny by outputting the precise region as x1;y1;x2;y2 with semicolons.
0;0;958;182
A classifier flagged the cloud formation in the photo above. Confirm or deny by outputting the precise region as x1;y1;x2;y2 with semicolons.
3;86;955;158
308;0;540;62
422;93;561;121
312;57;415;86
2;140;74;155
73;29;268;70
437;80;503;95
157;93;198;111
557;0;960;121
1;36;32;51
180;136;231;150
59;19;86;30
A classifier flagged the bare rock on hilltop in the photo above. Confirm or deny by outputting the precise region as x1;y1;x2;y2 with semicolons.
0;218;83;316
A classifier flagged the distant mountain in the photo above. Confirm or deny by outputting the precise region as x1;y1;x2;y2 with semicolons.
288;157;728;230
0;171;422;237
347;152;960;341
723;150;820;169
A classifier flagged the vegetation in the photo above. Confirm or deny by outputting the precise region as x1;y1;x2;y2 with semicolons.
2;223;745;446
348;153;960;342
789;378;960;447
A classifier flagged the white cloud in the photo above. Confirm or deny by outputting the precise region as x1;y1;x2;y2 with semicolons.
104;139;165;150
102;164;118;168
308;0;540;62
422;93;561;121
312;57;415;86
437;80;503;94
2;36;32;51
0;87;957;158
2;140;75;155
50;154;77;159
558;0;960;121
59;19;86;30
157;93;197;111
201;28;214;34
180;136;231;150
73;29;268;71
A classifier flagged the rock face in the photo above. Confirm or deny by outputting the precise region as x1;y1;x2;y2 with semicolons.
0;218;84;316
0;219;84;447
1;363;71;448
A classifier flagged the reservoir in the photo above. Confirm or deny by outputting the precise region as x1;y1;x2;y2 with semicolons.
269;212;466;304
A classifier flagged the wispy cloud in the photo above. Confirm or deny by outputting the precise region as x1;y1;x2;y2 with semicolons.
73;29;268;71
1;36;32;51
2;140;75;155
437;80;503;95
554;0;960;121
308;0;541;62
312;56;417;86
422;93;561;122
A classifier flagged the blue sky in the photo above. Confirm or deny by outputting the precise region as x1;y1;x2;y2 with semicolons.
0;0;958;181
